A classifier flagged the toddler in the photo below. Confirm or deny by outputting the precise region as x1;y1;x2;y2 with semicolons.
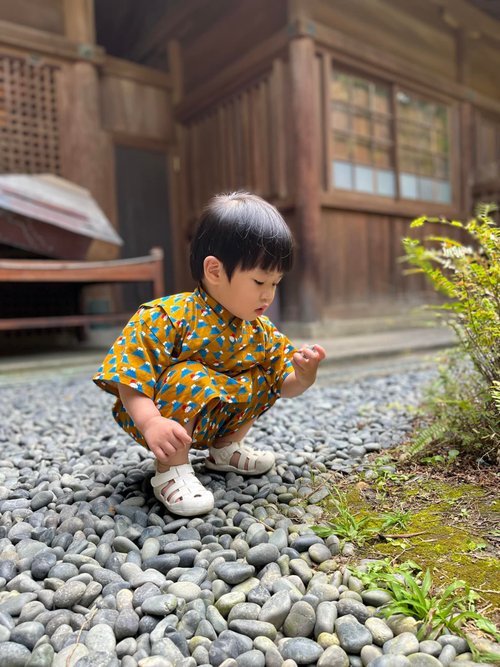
93;192;325;516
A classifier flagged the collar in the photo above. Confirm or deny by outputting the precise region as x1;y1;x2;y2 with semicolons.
194;285;238;326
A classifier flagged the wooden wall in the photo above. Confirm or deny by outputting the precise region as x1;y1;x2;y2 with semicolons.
0;0;64;34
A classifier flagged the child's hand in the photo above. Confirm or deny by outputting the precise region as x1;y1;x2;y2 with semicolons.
142;416;192;465
291;344;326;389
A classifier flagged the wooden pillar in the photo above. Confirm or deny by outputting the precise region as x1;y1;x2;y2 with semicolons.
287;35;323;324
62;0;96;44
167;39;192;292
57;62;118;260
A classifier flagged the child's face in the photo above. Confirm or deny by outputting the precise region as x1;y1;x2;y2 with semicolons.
210;265;283;321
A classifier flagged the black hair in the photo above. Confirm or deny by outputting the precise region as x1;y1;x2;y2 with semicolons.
190;192;294;282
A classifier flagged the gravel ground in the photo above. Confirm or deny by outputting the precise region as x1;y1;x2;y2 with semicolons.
0;364;492;667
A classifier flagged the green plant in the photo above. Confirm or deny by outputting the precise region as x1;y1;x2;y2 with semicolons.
421;448;460;466
352;560;500;644
312;488;380;545
403;203;500;386
402;206;500;460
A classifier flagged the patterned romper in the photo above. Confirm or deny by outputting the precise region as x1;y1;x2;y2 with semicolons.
93;287;297;449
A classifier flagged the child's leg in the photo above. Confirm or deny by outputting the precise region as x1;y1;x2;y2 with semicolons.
210;420;256;471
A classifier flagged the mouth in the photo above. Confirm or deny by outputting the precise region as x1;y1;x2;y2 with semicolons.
255;306;267;315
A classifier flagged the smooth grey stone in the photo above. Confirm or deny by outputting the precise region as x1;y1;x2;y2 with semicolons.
26;643;55;667
318;645;350;667
114;609;140;640
384;633;420;656
73;650;120;666
0;642;31;666
259;590;292;630
283;601;316;638
214;562;255;585
116;637;137;658
9;621;45;650
247;586;271;606
361;590;393;607
370;658;411;667
437;637;468;655
53;581;87;609
142;554;180;574
236;649;266;667
132;582;161;608
438;645;457;667
336;599;371;623
31;552;57;580
290;535;324;552
418;641;442;657
280;637;324;664
314;601;338;637
0;626;9;642
48;563;79;581
245;544;280;569
208;630;253;667
308;543;333;564
0;592;37;616
227;603;261;624
228;619;277;640
288;560;313;584
30;491;55;511
366;618;394;646
84;623;116;654
207;605;228;634
361;645;384;666
194;619;217;641
407;654;443;667
335;615;373;654
0;560;17;582
307;584;339;603
167;582;201;602
141;595;177;616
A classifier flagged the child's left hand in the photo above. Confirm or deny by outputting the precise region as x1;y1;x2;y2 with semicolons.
291;344;326;388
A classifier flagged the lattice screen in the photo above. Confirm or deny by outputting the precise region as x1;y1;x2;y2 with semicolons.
0;54;61;175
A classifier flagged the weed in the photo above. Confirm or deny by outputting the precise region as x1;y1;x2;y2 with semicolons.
352;559;500;644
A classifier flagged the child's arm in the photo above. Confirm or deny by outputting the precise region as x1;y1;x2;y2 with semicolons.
280;344;326;398
118;384;192;465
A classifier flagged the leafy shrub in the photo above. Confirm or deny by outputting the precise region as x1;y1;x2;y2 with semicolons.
402;204;500;461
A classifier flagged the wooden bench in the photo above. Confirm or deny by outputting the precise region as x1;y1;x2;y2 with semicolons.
0;247;164;332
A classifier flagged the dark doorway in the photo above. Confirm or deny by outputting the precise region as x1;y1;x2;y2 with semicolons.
115;144;173;309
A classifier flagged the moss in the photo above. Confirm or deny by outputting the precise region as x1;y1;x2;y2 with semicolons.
319;477;500;612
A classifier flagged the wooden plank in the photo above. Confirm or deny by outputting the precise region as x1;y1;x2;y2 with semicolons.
321;191;460;219
103;56;172;89
0;312;132;331
0;18;105;63
425;0;500;46
62;0;95;44
0;0;64;34
270;58;287;199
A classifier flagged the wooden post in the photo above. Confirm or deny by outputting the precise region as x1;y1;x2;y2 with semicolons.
168;39;193;291
287;35;323;324
57;62;118;260
62;0;96;44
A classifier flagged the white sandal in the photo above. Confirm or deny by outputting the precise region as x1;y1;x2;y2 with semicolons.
151;463;214;516
205;442;275;476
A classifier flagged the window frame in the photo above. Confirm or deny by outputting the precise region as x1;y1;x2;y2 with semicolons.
319;50;461;217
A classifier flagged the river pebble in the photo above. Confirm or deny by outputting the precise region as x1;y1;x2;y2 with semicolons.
0;365;485;665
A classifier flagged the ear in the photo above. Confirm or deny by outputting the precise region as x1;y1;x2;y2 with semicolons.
203;256;224;285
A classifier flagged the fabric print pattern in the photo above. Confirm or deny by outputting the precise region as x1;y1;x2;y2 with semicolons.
93;287;296;449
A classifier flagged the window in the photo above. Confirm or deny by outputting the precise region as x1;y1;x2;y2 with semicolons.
329;67;451;204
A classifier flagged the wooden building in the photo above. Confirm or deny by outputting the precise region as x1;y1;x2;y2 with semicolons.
1;0;499;334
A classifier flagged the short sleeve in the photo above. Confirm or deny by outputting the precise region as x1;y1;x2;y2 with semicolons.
259;316;296;394
93;306;179;399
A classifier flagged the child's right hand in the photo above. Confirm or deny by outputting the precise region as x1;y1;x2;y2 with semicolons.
142;416;192;465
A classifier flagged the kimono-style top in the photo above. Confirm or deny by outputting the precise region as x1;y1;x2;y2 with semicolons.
93;287;296;429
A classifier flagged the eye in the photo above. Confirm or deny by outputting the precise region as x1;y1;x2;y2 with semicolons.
254;280;264;286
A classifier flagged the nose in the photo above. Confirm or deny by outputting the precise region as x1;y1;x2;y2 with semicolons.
262;285;275;303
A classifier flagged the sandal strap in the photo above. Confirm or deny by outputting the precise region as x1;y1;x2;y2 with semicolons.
151;463;208;496
209;441;261;471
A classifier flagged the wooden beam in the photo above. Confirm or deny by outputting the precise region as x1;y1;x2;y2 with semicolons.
426;0;500;44
0;18;104;63
103;56;173;89
62;0;95;44
176;30;288;122
313;21;500;117
288;36;323;323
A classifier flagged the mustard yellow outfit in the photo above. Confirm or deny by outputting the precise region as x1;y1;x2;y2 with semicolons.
93;287;296;449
